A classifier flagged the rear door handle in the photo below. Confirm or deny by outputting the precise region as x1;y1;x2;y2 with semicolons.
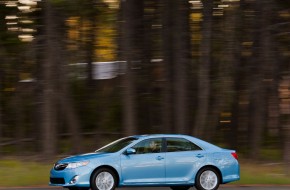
156;156;164;160
196;154;204;158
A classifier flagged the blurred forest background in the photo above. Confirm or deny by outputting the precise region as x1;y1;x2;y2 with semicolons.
0;0;289;170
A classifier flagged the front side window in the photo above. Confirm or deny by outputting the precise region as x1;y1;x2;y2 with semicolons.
166;138;202;152
132;138;162;154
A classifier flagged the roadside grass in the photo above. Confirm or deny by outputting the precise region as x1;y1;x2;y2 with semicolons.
0;158;289;187
233;161;290;185
0;159;52;187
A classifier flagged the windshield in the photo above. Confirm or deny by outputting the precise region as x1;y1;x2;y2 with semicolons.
95;137;138;153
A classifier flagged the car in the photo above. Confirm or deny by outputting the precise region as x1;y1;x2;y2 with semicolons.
49;134;240;190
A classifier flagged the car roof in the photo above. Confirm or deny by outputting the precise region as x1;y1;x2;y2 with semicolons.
134;133;188;137
131;134;201;138
131;134;188;139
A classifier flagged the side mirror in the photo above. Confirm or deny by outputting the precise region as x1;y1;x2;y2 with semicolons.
125;148;136;155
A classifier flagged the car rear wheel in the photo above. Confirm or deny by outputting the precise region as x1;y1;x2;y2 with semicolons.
195;167;220;190
170;186;191;190
91;168;117;190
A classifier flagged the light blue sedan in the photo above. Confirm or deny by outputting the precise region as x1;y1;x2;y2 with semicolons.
49;134;240;190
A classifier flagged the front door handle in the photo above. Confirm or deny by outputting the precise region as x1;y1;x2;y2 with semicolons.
156;156;164;160
196;154;204;158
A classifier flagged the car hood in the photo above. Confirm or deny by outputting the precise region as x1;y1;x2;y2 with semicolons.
58;152;112;163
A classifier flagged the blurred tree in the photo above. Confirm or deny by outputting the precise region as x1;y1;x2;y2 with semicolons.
0;0;290;167
59;58;82;154
0;4;4;154
41;0;58;157
134;0;159;133
248;0;275;160
161;0;190;134
280;76;290;175
260;0;280;158
119;0;142;135
0;104;1;155
223;0;242;149
161;0;174;133
194;0;213;138
40;0;86;155
275;1;290;173
84;0;98;86
0;52;2;156
172;0;190;134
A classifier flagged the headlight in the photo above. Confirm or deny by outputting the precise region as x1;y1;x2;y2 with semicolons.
67;161;90;169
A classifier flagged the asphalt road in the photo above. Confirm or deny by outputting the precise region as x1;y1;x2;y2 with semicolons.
1;186;290;190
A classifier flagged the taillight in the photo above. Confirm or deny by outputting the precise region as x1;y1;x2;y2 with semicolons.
231;152;238;160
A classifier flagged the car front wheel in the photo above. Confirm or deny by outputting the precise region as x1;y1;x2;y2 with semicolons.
91;168;117;190
195;167;220;190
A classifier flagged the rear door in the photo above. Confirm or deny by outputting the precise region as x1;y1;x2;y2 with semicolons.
165;137;206;183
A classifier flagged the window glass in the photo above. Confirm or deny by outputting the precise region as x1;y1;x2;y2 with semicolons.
132;138;162;154
166;138;202;152
96;137;138;153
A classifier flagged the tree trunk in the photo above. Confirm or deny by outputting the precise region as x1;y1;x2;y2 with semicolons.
0;64;2;155
86;2;97;87
42;0;58;157
249;77;266;160
249;0;270;159
0;102;2;155
15;86;25;154
161;0;174;133
161;0;190;134
0;105;1;155
280;76;290;175
173;0;190;134
59;49;82;154
263;0;280;149
120;0;143;135
0;30;6;155
194;0;213;138
223;1;241;148
284;123;290;176
59;94;82;153
248;55;265;160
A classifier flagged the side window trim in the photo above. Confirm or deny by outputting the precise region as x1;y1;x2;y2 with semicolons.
131;138;164;154
165;137;203;152
161;138;166;152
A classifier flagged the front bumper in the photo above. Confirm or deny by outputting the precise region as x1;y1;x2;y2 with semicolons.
49;166;92;188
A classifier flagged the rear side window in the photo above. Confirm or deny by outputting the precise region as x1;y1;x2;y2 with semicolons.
166;138;202;152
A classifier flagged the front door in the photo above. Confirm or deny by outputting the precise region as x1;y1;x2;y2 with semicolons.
120;138;165;185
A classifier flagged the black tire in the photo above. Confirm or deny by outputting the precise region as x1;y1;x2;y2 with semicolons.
195;167;220;190
90;168;117;190
170;186;191;190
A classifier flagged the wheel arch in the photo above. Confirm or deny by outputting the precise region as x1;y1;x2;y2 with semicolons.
90;165;120;187
196;165;223;183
